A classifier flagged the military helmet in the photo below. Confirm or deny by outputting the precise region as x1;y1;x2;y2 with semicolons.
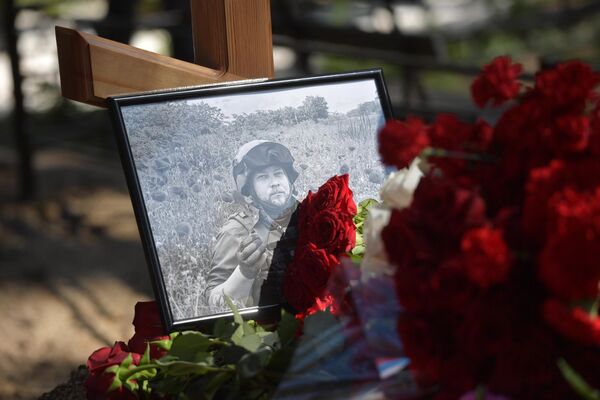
233;140;299;196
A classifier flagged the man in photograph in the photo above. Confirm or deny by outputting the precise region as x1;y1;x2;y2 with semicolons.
205;140;300;308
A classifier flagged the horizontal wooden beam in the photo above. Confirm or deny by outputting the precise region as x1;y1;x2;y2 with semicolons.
55;26;243;107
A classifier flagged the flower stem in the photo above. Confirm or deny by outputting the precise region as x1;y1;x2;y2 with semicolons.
590;288;600;318
422;148;497;163
475;385;487;400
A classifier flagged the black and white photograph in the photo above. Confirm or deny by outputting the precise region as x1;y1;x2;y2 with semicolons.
109;70;392;328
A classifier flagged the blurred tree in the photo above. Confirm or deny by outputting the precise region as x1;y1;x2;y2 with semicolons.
300;96;329;122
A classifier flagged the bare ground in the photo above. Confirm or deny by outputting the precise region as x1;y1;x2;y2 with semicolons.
0;148;154;400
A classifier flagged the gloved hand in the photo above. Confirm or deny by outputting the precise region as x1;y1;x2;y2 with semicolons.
237;232;268;279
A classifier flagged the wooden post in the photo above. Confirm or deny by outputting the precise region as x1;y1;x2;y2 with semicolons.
56;0;273;107
190;0;274;78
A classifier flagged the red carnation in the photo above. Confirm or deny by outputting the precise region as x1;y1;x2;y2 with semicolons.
460;227;511;289
543;299;600;346
535;60;600;108
411;176;487;242
551;113;591;153
378;117;430;169
471;56;522;108
489;325;567;399
127;301;170;359
428;115;494;179
590;100;600;156
523;158;600;242
538;188;600;300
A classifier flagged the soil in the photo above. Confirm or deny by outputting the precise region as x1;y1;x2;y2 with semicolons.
0;148;154;400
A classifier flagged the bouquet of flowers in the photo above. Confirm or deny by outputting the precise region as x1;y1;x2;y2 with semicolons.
83;175;365;400
84;57;600;400
375;57;600;399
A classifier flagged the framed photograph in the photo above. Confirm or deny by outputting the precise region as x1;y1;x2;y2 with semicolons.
109;69;393;330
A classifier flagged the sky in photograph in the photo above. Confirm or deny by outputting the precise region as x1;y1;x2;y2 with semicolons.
186;79;380;118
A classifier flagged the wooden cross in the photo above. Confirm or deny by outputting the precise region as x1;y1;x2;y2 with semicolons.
56;0;274;107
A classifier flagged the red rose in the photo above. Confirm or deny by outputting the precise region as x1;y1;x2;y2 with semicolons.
296;243;339;298
378;117;430;169
543;299;600;346
538;188;600;300
460;226;511;289
85;341;141;400
296;293;338;320
87;341;137;373
535;60;600;108
127;301;170;359
308;174;356;216
306;209;356;254
283;261;316;312
298;175;356;245
471;56;522;108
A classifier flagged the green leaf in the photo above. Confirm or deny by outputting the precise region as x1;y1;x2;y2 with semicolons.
127;367;157;383
558;358;600;400
123;379;139;393
351;245;365;256
150;374;191;396
238;333;262;352
256;331;280;349
237;347;273;380
155;359;230;377
302;311;339;339
354;235;364;248
204;372;233;400
120;353;135;369
106;366;122;392
169;331;213;362
213;318;237;339
231;325;244;346
224;295;243;326
140;343;152;365
349;254;363;263
213;344;249;366
266;347;295;374
277;310;300;346
241;320;256;336
183;372;234;400
151;337;173;351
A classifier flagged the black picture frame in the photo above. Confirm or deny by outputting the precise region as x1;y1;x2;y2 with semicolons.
108;69;393;331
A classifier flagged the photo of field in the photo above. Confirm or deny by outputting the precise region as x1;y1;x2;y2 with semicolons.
120;78;387;321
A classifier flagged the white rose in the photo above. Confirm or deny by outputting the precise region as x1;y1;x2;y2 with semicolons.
360;205;394;278
380;158;423;210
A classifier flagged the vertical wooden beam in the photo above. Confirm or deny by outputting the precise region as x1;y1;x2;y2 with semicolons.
190;0;274;78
